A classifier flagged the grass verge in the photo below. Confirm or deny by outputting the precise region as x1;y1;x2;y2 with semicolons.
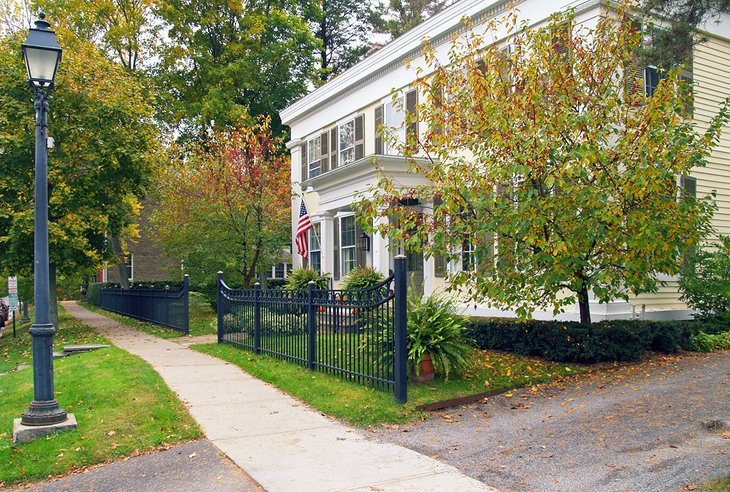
81;292;216;338
192;342;579;427
703;476;730;491
0;306;201;487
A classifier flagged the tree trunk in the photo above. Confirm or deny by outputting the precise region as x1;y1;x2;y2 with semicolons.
49;262;59;328
578;284;591;326
110;234;130;289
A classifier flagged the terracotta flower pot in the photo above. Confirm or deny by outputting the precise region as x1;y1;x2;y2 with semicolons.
411;353;435;383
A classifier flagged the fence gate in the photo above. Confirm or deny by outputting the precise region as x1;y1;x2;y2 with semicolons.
217;256;408;402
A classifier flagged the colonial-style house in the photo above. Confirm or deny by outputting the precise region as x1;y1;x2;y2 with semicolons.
281;0;730;321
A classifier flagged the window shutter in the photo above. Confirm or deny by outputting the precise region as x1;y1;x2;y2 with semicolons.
301;144;307;182
681;175;697;198
354;114;364;160
330;127;338;169
374;105;384;154
434;255;447;277
333;219;340;280
320;131;329;174
406;89;418;144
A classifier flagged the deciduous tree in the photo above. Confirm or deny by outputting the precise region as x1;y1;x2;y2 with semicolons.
0;28;159;321
356;6;729;324
150;116;291;289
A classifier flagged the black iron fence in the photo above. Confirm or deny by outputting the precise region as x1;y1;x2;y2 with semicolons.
217;256;408;402
99;275;190;334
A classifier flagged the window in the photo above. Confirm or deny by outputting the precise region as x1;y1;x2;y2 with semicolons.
461;240;475;272
339;120;355;165
307;136;322;178
384;98;405;155
124;254;133;282
340;216;357;276
310;223;321;273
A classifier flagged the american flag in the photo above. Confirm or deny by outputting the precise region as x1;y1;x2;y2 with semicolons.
295;200;313;259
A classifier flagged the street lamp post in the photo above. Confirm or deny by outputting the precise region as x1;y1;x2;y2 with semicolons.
20;14;67;427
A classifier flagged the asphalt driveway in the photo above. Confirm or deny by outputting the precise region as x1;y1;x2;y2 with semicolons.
374;351;730;491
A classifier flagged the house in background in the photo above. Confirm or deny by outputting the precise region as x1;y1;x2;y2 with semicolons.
281;0;730;321
101;199;180;284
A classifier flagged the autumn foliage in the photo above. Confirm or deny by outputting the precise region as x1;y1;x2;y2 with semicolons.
151;117;291;288
356;5;730;324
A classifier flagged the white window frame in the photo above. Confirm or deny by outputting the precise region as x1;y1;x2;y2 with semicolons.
125;253;134;282
309;223;322;273
338;119;355;165
307;135;322;178
339;214;357;277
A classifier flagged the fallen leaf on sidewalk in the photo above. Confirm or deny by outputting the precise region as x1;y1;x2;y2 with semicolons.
188;452;197;459
606;463;617;468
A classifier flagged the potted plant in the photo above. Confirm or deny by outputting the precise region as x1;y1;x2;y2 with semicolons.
407;293;474;382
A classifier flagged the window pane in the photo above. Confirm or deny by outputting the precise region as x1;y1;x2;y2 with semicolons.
341;216;356;247
339;121;355;164
310;251;321;273
384;100;405;155
342;247;356;276
310;223;321;251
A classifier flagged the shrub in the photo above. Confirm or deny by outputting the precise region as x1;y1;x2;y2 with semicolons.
341;267;386;291
86;283;101;306
407;294;474;379
284;268;330;290
690;330;730;352
679;235;730;317
465;317;730;363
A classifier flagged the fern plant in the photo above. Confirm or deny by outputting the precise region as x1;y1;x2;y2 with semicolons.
284;267;330;290
407;293;474;380
341;267;386;291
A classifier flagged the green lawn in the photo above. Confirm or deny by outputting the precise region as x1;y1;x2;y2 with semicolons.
82;292;216;338
0;306;201;487
193;342;579;426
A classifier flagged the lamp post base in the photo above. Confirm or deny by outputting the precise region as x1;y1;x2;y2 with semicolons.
21;399;67;426
14;413;76;444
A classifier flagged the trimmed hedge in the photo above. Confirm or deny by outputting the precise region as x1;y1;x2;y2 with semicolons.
465;317;730;363
86;283;101;306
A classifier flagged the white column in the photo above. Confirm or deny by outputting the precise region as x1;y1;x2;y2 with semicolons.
422;200;435;296
371;215;391;276
317;212;335;276
287;139;303;268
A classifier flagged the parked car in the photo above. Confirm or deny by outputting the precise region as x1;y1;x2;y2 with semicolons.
0;298;8;327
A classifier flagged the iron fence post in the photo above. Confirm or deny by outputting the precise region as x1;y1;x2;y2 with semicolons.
254;282;261;354
182;274;190;335
394;255;408;403
217;272;224;343
307;281;316;371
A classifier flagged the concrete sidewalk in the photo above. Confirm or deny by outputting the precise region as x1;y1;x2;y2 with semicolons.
62;302;494;492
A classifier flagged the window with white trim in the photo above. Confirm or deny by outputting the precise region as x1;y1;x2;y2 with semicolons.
338;120;355;165
124;254;134;282
310;223;321;273
383;98;405;155
340;216;357;276
307;135;322;178
461;239;475;272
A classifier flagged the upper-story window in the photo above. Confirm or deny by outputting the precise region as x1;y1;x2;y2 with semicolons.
339;119;355;165
307;135;322;178
384;98;405;155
